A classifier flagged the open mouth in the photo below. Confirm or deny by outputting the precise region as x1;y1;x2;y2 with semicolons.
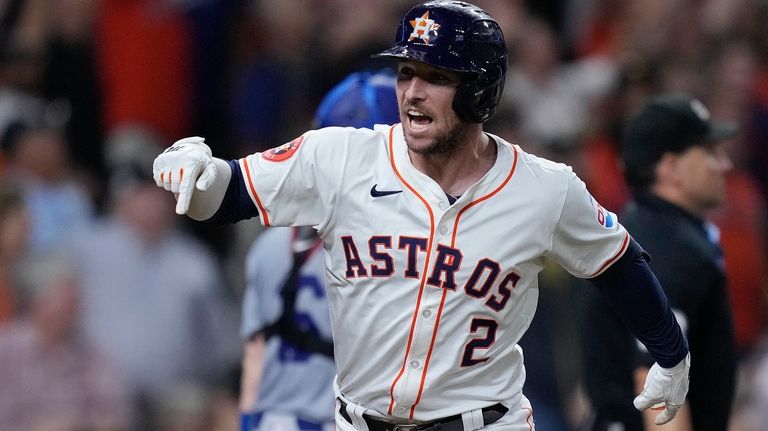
407;109;433;131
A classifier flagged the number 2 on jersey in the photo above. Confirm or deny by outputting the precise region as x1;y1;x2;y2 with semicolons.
460;317;498;367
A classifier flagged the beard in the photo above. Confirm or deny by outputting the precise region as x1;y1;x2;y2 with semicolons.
404;117;469;159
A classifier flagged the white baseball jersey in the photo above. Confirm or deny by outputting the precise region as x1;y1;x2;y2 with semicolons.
236;123;628;421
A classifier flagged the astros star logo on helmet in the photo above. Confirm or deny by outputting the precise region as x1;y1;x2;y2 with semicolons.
408;11;441;44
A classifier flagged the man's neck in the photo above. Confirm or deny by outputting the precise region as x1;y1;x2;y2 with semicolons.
409;129;496;197
649;186;705;218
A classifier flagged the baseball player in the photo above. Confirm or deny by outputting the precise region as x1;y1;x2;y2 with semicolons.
239;70;400;431
153;2;690;430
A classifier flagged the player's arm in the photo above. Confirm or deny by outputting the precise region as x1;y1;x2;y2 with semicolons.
152;137;259;222
240;333;267;430
589;237;690;426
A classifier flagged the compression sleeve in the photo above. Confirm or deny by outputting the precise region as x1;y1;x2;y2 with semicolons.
589;237;689;368
207;160;259;224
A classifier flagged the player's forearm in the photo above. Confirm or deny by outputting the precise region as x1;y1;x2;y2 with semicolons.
239;335;267;412
590;238;689;368
202;160;260;224
184;157;233;220
239;335;266;431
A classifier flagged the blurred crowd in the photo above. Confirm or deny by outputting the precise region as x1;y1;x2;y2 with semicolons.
0;0;767;430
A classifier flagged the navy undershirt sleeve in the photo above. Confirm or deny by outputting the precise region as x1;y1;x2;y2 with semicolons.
589;238;689;368
207;160;260;224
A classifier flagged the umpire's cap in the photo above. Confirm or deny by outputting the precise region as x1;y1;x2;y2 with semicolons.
621;93;738;178
314;69;400;129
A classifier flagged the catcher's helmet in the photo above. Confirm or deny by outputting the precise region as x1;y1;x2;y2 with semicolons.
373;1;507;123
314;69;400;129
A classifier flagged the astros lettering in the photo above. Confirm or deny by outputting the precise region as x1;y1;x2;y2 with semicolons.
341;234;519;311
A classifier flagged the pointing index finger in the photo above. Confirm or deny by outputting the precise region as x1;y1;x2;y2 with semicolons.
175;166;197;214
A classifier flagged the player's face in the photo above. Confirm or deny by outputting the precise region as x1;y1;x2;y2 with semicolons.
674;144;733;212
396;61;468;157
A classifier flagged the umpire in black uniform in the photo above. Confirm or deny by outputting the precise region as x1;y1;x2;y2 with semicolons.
582;93;738;431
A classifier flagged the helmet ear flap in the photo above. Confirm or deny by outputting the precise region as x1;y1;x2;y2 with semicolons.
452;65;505;123
453;81;480;123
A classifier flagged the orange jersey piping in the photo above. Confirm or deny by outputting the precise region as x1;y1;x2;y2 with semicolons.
240;157;270;226
588;231;630;277
385;126;436;416
409;143;519;416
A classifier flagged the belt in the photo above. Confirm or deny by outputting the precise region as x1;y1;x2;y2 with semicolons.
338;400;508;431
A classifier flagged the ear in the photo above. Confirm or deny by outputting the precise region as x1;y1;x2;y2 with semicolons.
654;152;680;186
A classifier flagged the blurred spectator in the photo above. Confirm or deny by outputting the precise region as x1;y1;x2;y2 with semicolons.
0;0;48;97
0;100;95;253
1;0;106;203
68;143;240;431
502;17;617;158
472;0;532;49
579;53;663;212
570;0;628;59
0;181;29;324
313;0;406;103
104;123;168;173
0;251;134;431
0;53;46;173
229;0;318;153
42;0;106;190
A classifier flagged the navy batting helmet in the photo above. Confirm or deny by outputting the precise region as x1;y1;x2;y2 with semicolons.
314;69;400;129
373;1;507;123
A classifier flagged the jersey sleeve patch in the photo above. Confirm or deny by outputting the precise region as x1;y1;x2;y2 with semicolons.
262;135;304;162
591;195;617;230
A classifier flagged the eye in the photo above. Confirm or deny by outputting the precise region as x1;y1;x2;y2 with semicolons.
427;72;458;86
397;66;415;81
431;73;450;82
703;145;720;157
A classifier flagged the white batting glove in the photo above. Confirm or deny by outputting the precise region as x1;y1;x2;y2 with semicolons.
634;353;690;425
152;136;218;215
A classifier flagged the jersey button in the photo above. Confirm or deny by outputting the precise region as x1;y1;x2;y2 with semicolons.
439;226;448;235
438;201;447;210
410;360;420;369
422;309;432;319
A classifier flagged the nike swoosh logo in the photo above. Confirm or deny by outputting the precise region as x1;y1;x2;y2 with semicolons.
370;184;403;197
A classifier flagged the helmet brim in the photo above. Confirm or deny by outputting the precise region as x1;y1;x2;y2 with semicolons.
706;121;739;142
372;45;481;74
